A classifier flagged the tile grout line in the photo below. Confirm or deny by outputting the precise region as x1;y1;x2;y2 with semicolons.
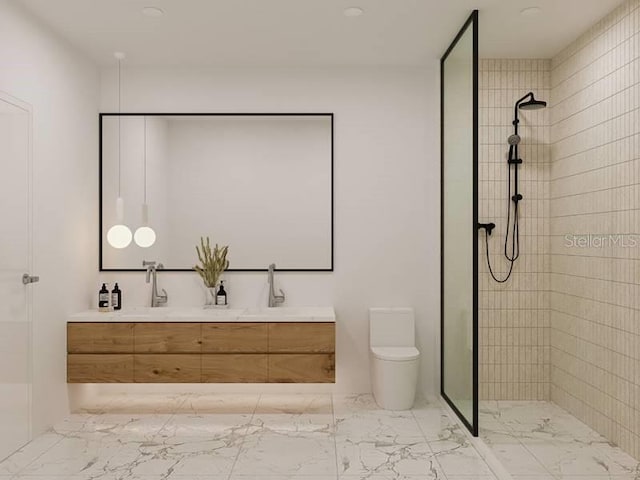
438;397;512;480
3;433;64;477
409;401;448;479
331;394;339;480
492;401;557;479
225;393;260;480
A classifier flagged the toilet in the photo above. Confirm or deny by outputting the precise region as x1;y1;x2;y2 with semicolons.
369;307;420;410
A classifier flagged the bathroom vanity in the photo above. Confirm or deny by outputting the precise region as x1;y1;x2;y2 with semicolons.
67;307;335;384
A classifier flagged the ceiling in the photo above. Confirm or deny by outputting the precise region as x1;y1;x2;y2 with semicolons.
16;0;625;67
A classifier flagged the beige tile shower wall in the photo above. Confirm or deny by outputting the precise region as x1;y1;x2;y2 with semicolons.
550;0;640;459
478;59;551;400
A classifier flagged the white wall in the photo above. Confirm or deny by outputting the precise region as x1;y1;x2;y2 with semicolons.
98;66;440;395
0;0;98;433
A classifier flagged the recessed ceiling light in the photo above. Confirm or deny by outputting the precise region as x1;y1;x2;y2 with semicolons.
343;7;364;17
142;6;164;17
520;6;542;16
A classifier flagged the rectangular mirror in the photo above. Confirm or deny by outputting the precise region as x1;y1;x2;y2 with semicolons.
100;113;333;271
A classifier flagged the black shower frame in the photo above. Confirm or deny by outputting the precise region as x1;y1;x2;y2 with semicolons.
98;112;334;272
440;10;479;437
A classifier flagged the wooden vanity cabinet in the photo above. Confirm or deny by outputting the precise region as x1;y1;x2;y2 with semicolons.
201;323;268;353
67;321;334;383
134;323;202;353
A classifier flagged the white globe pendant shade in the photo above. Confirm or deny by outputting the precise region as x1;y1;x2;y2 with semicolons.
134;226;156;248
107;224;133;248
134;203;156;248
107;197;132;248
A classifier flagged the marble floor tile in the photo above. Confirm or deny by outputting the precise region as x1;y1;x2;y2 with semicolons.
127;435;242;477
18;435;138;477
233;432;337;476
231;477;336;480
445;477;498;480
14;476;174;480
524;440;640;477
251;413;335;435
484;442;550;476
495;401;602;443
156;413;252;439
50;414;98;433
510;476;555;480
410;396;443;410
336;436;440;478
430;443;495;477
0;432;63;475
104;394;189;414
2;393;504;479
176;394;260;414
412;408;458;442
53;414;172;441
334;413;424;441
480;401;640;480
426;422;469;450
256;394;333;414
340;475;445;480
333;394;385;415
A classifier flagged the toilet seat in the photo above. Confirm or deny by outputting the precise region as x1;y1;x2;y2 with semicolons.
370;346;420;362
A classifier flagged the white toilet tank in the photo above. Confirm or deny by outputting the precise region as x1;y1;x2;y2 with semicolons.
369;308;420;410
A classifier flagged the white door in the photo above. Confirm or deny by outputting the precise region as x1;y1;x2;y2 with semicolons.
0;92;33;460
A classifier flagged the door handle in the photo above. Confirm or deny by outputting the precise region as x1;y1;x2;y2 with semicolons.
22;274;39;285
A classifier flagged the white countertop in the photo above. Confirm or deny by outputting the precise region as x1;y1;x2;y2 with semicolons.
69;306;335;323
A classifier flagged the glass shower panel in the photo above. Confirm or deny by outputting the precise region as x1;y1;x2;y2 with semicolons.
0;96;32;459
441;11;478;435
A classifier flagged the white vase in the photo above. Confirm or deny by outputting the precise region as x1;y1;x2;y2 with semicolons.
204;287;217;308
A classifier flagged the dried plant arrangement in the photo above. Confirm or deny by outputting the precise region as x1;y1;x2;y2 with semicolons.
194;236;229;288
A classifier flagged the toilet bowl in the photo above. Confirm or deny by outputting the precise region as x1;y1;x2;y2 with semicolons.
369;308;420;410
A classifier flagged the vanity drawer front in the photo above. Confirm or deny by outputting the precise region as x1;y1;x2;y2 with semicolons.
67;323;134;353
67;354;134;383
134;354;201;383
202;354;268;382
268;354;335;383
202;323;268;353
134;323;202;353
268;323;335;353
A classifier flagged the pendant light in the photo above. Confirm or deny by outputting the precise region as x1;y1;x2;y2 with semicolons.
134;116;156;247
106;52;133;249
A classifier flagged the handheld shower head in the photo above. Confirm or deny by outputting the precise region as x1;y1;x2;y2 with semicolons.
508;134;521;145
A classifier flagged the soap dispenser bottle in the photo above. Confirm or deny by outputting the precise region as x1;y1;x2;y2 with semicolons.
216;281;227;306
98;283;110;312
111;283;122;311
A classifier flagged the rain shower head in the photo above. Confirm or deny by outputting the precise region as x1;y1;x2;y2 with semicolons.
519;98;547;110
516;92;547;111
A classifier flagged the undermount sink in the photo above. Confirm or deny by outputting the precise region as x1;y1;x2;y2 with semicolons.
69;306;335;323
112;306;171;318
242;306;335;321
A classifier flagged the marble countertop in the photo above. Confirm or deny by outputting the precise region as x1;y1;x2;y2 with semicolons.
69;306;335;323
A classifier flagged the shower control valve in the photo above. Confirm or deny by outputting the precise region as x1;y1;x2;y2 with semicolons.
477;222;496;236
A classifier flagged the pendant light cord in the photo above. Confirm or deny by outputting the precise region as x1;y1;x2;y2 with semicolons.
143;116;147;203
117;57;122;198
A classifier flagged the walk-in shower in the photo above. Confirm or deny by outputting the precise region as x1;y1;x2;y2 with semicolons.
478;91;547;283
